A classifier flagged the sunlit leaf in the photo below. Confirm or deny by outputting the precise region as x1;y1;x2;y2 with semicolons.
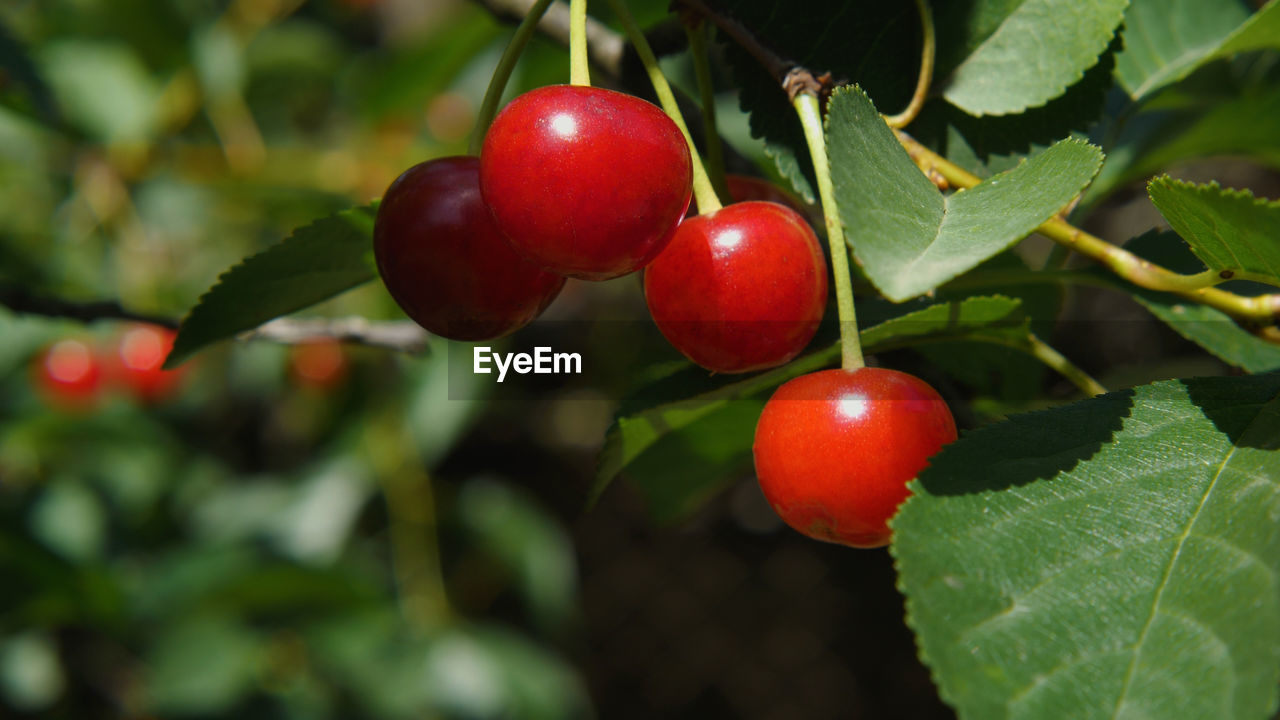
895;374;1280;720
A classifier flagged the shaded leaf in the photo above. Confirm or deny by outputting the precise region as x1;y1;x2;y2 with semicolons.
166;204;377;367
828;87;1103;301
1088;83;1280;205
940;0;1127;115
716;0;920;201
894;374;1280;720
624;398;764;525
1115;0;1280;100
1149;177;1280;287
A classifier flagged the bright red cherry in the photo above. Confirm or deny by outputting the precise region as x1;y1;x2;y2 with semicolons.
33;338;104;410
643;201;827;373
479;85;693;280
113;324;186;402
753;367;958;548
374;156;565;340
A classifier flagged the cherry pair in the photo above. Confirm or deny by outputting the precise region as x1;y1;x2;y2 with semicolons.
34;324;186;410
373;84;690;341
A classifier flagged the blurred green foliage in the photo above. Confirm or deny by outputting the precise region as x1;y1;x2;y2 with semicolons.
0;0;607;716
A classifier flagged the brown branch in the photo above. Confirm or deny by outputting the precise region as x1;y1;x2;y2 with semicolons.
0;285;179;329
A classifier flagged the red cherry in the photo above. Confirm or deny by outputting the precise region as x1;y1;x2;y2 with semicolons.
288;338;349;391
643;201;828;373
33;338;104;410
113;324;185;402
373;156;565;340
752;367;957;548
479;85;693;280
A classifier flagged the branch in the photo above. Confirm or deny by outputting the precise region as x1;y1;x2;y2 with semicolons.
0;285;179;329
241;316;430;353
469;0;624;77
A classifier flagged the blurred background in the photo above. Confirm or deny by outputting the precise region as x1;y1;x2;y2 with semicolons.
1;0;1273;718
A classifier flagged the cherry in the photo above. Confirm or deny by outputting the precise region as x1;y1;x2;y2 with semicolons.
288;338;349;391
479;85;692;280
752;367;957;548
33;338;104;410
373;156;565;340
111;324;186;402
643;201;828;373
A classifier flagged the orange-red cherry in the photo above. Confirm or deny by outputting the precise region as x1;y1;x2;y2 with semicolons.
33;338;104;410
374;156;565;340
479;85;692;280
753;367;958;548
643;201;827;373
112;324;186;402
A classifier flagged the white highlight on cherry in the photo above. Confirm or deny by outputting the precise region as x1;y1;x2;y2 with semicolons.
837;392;869;420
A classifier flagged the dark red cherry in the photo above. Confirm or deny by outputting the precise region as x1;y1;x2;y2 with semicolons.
643;201;827;373
753;367;958;548
479;85;692;280
373;156;565;340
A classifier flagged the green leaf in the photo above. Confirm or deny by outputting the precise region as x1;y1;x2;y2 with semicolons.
1121;230;1280;373
1115;0;1280;100
624;398;764;525
146;615;261;715
828;87;1103;301
1149;177;1280;286
166;204;377;367
1088;84;1280;206
913;32;1120;179
940;0;1128;115
894;374;1280;720
591;295;1027;506
37;40;161;143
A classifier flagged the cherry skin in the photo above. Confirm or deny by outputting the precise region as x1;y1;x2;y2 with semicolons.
752;367;958;548
111;324;186;403
33;338;105;410
374;156;566;340
643;201;828;373
479;85;693;280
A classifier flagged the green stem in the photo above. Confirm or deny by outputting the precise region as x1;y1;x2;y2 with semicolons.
469;0;556;155
569;0;590;86
603;0;720;214
684;19;729;201
884;0;935;129
794;92;863;371
1022;334;1107;397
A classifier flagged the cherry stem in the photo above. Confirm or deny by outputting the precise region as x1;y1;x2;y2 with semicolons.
684;18;730;201
794;92;864;371
569;0;590;85
469;0;556;155
884;0;935;129
602;0;720;214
